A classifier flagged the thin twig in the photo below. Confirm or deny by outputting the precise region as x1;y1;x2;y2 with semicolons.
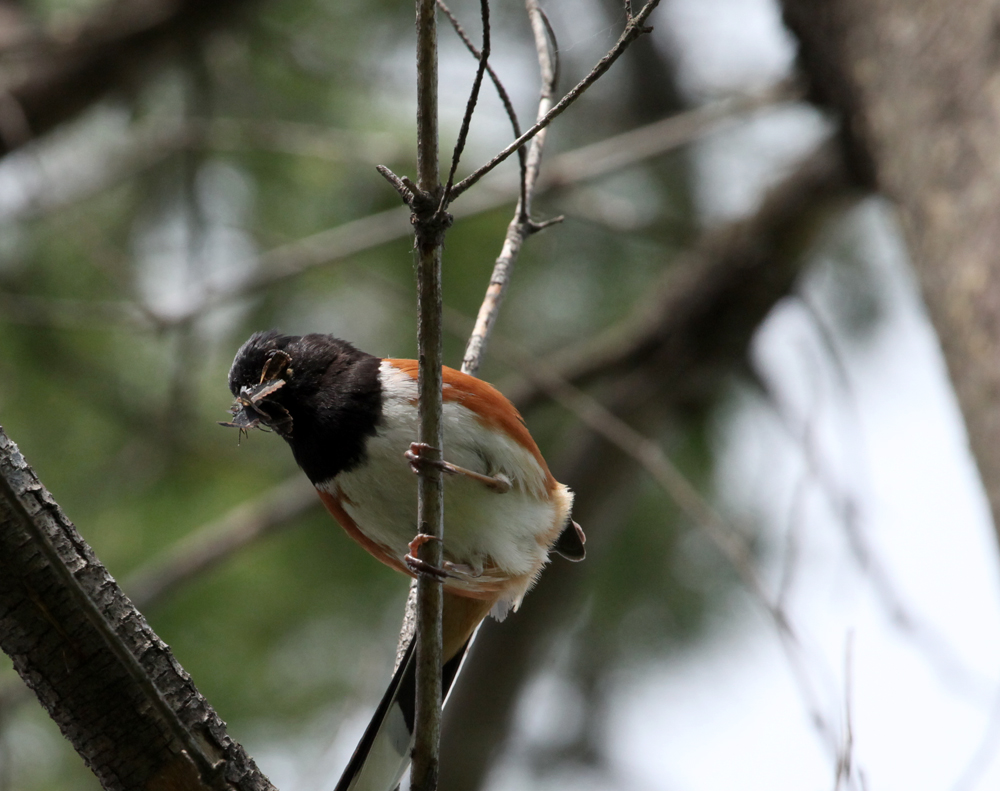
436;0;526;200
448;0;662;201
519;2;558;224
460;0;559;376
441;0;490;206
834;632;856;790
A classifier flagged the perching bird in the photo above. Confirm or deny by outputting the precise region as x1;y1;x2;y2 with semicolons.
223;330;585;791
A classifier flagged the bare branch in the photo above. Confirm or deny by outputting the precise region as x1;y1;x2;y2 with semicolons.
448;0;662;201
376;163;416;204
0;0;256;159
519;1;559;223
437;0;527;195
441;0;491;204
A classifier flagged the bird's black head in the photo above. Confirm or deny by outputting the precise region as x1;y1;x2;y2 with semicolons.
223;331;383;482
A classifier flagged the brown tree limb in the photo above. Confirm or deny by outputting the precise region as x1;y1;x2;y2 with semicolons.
0;426;275;791
0;0;256;157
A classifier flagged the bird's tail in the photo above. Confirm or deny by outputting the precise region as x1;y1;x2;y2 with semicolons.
334;591;494;791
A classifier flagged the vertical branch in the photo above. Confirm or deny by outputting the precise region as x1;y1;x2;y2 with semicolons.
462;0;559;376
412;0;446;788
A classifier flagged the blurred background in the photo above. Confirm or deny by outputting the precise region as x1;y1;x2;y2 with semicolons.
1;0;999;789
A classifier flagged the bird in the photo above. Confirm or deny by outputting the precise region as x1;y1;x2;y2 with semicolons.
222;330;585;791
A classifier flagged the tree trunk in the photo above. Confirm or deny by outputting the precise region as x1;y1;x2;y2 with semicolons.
782;0;1000;545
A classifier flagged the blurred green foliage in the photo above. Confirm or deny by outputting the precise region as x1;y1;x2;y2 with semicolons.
0;0;731;788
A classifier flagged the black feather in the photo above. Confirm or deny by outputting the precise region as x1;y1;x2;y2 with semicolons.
226;331;383;484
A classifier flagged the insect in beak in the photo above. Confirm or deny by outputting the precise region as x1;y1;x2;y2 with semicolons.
220;351;295;438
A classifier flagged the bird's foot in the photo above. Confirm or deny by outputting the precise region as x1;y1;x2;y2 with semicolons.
405;442;512;493
404;533;452;580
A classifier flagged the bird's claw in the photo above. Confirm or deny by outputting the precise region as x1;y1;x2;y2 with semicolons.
404;532;453;580
405;442;450;476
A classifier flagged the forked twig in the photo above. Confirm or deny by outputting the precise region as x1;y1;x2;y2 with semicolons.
449;0;662;201
441;0;491;206
519;3;558;223
437;0;526;199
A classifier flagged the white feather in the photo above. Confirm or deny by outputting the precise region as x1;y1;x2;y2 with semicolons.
319;361;569;610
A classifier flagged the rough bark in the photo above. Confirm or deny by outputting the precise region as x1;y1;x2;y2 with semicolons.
781;0;1000;546
0;427;275;791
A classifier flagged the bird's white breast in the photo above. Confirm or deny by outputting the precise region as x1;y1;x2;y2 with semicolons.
318;362;565;603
